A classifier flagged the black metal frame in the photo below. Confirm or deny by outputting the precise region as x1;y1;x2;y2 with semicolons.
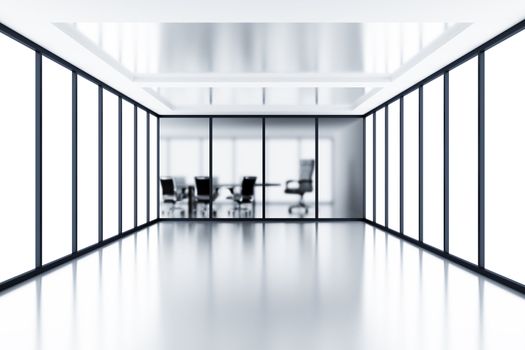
362;19;525;295
1;18;525;296
0;22;160;294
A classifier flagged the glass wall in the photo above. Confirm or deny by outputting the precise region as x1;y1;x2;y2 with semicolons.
77;76;99;250
319;118;363;218
364;20;525;292
103;90;119;239
485;29;525;284
0;25;158;290
213;118;263;218
449;57;478;263
365;115;374;221
122;100;135;232
375;108;386;226
403;90;419;240
137;108;148;226
266;118;316;218
422;76;444;249
0;33;35;282
42;57;72;264
160;118;209;218
387;101;401;231
149;115;158;220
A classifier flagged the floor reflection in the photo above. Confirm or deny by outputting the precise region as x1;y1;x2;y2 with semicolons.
0;222;523;350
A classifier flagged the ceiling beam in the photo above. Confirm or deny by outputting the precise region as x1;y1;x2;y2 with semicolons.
133;73;391;88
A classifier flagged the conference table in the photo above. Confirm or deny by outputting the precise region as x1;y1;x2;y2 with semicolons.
184;182;280;218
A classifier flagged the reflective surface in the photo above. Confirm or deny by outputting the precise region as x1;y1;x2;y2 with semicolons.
72;23;452;75
0;222;523;350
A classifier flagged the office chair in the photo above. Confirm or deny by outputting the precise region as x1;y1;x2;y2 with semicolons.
172;176;188;200
160;178;185;217
284;159;314;214
227;176;257;218
194;176;219;217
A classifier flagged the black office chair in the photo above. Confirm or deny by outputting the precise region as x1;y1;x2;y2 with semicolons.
284;159;314;214
228;176;257;218
194;176;219;217
160;178;185;217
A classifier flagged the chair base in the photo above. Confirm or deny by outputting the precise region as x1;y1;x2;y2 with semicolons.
288;202;309;214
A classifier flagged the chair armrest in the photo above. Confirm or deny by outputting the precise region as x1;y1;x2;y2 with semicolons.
285;180;299;190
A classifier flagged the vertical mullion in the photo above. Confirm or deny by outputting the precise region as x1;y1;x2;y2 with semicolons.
385;106;389;227
262;117;266;219
72;72;78;253
315;117;319;219
444;72;450;253
146;113;150;223
209;117;213;219
363;116;366;219
419;86;424;243
156;116;160;219
134;106;137;228
478;52;485;268
98;86;103;243
35;52;42;268
373;112;376;222
118;97;122;234
400;96;404;234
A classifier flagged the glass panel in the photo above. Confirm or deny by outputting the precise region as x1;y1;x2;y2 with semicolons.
122;100;135;232
486;30;525;284
266;118;315;218
0;33;35;281
365;115;374;221
103;90;119;239
42;57;72;264
149;116;158;220
318;118;363;218
449;57;478;263
77;76;99;250
375;108;385;226
423;76;444;249
212;118;262;218
137;108;148;226
388;101;401;231
403;90;419;239
160;118;209;218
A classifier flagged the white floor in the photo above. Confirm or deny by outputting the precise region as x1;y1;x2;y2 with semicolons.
0;222;523;350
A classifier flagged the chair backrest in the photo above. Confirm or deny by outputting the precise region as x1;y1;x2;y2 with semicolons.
241;176;257;196
299;159;315;181
173;176;187;189
194;176;211;196
160;178;175;196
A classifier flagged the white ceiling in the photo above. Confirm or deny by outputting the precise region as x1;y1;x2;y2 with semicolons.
1;0;525;115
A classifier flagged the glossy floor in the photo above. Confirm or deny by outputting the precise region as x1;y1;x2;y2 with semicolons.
0;222;523;350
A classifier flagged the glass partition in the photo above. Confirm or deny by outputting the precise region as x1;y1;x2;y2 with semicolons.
160;118;209;218
42;57;72;264
122;100;135;232
318;118;363;218
422;76;444;249
137;108;148;226
387;101;401;232
375;108;386;226
485;30;525;284
149;115;158;220
212;118;263;218
265;118;316;218
77;76;99;250
365;115;374;221
0;33;35;281
103;90;119;239
449;57;478;263
403;90;419;239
